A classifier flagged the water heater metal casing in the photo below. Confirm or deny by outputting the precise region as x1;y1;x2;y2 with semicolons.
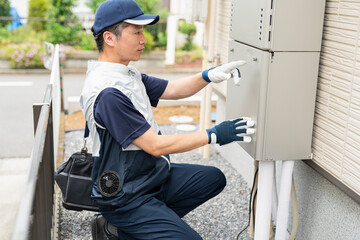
227;0;326;161
226;41;319;161
230;0;326;51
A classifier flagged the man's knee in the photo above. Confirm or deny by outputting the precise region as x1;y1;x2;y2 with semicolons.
205;166;227;191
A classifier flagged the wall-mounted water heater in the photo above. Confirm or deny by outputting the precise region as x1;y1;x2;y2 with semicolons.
226;0;326;161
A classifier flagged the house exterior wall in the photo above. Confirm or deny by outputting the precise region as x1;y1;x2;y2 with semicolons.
214;0;360;238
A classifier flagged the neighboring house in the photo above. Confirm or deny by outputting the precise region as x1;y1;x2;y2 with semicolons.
9;0;28;20
209;0;360;239
10;0;92;19
165;0;205;65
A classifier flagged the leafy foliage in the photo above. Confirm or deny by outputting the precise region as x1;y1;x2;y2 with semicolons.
28;0;50;31
86;0;105;14
0;26;47;45
143;29;155;52
46;0;84;45
76;31;97;50
50;0;77;21
156;31;167;49
178;20;197;51
0;0;11;28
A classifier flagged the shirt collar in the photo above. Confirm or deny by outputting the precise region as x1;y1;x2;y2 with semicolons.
88;60;132;75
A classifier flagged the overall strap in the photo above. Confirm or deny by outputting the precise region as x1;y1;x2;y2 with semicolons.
82;122;90;153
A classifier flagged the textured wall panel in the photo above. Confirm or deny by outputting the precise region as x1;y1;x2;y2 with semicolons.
313;0;360;195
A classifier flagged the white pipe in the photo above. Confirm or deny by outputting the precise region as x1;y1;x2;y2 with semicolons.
254;161;275;240
275;160;295;240
271;163;278;224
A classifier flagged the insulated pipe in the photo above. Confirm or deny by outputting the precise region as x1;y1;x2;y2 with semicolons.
289;175;299;240
275;160;295;240
254;161;275;240
271;163;278;224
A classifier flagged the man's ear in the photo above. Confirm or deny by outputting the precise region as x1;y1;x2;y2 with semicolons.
103;31;116;48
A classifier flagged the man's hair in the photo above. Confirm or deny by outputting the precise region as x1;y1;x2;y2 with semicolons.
91;22;130;52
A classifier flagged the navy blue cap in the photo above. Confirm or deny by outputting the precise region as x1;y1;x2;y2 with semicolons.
93;0;159;35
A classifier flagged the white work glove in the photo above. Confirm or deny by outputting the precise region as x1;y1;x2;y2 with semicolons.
206;118;255;146
202;60;246;86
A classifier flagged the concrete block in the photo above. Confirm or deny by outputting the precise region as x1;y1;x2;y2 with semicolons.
67;96;81;115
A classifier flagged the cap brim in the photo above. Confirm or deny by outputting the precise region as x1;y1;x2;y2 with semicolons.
124;14;159;25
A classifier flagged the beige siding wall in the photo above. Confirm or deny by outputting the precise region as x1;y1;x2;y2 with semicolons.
213;0;232;96
215;0;231;63
312;0;360;195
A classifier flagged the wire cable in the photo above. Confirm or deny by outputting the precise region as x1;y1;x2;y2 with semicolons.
236;166;259;239
289;175;298;240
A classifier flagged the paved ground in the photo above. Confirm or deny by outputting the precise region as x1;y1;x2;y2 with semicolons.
0;158;30;240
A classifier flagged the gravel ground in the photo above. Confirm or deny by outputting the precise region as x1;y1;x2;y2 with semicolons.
60;124;253;240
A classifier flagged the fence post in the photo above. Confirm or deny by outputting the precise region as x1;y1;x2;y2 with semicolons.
30;91;54;239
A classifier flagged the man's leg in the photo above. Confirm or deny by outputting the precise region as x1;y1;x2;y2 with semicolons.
162;163;226;217
100;196;203;240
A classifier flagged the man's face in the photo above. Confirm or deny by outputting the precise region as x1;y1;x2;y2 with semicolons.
114;24;147;65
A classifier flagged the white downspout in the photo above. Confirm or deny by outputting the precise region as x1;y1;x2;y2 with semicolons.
275;160;295;240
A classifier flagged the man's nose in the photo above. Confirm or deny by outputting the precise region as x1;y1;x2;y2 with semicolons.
140;33;147;45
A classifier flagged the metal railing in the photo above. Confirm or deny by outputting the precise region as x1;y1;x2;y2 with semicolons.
11;44;61;240
11;85;55;240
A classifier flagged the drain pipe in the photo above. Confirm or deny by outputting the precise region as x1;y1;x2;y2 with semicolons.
271;164;278;224
275;160;295;240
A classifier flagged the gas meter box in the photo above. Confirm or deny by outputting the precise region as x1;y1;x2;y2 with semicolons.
226;40;319;161
230;0;326;52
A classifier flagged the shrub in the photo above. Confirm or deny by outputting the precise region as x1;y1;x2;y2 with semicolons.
175;48;203;64
143;29;155;53
0;26;47;46
189;48;203;61
156;31;167;49
178;20;197;51
75;31;97;51
46;20;83;45
5;43;44;69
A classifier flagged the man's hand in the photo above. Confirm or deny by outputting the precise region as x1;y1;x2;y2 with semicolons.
202;60;246;85
206;118;255;146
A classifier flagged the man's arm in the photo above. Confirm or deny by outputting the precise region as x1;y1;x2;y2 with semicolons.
132;127;208;156
160;73;208;100
132;118;255;156
160;60;246;100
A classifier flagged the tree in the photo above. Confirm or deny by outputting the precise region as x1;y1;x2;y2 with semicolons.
46;0;83;44
28;0;50;31
86;0;105;14
50;0;78;22
0;0;11;28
